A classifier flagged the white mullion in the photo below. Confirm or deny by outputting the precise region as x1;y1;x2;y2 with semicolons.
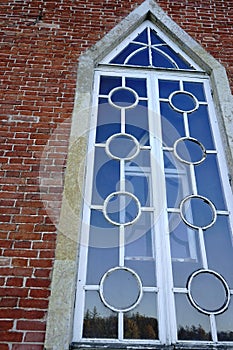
118;312;124;340
148;27;153;66
210;314;218;343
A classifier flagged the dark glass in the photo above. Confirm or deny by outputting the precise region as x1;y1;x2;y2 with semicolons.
92;148;120;204
89;209;119;249
133;28;148;44
102;268;141;310
181;196;215;229
111;88;136;108
160;45;194;70
175;294;211;340
127;47;150;66
83;291;118;338
125;260;156;286
183;81;206;102
86;246;119;284
110;43;143;64
175;138;204;163
188;105;215;149
161;102;185;146
125;78;147;97
205;216;233;288
195;154;226;210
171;91;197;112
189;271;228;313
152;48;175;69
159;79;180;99
124;293;158;339
99;76;122;95
150;29;164;45
216;299;233;341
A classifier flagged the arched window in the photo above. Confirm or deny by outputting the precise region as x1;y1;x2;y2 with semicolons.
72;20;233;348
44;2;233;350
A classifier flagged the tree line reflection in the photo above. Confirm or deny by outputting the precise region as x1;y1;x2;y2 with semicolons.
83;307;233;341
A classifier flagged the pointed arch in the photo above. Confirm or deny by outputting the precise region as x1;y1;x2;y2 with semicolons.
44;1;233;349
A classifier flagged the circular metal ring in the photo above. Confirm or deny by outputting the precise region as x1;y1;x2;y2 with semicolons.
108;86;139;109
169;90;199;113
173;137;206;165
103;191;141;226
105;133;140;161
179;194;217;230
99;266;143;312
187;269;230;315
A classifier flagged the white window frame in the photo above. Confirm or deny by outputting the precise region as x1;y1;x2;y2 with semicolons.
72;61;233;347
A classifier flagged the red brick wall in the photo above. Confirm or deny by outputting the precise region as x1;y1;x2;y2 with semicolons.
0;1;232;349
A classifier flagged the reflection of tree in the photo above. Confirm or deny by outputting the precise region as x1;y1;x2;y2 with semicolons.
218;331;233;341
124;312;158;339
83;307;117;338
83;308;158;339
178;324;211;340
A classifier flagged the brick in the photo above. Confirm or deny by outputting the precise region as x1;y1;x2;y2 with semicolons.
16;320;46;331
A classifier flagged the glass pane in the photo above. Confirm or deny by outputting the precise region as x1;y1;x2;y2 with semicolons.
161;102;185;147
127;149;150;167
170;213;202;287
110;43;143;64
105;192;140;225
205;216;233;288
188;105;215;149
216;298;233;341
100;76;122;95
92;148;120;204
125;228;153;257
83;291;117;338
110;87;137;108
127;47;149;66
189;271;228;313
181;196;215;229
183;81;206;102
150;29;164;45
101;268;141;311
161;46;193;70
175;138;205;164
165;170;191;208
175;294;211;340
126;78;147;97
159;79;180;99
171;91;197;112
125;212;153;249
96;98;121;142
124;293;158;339
86;246;119;284
125;169;151;206
89;209;119;249
195;154;226;210
108;134;139;160
152;48;175;69
133;29;148;44
125;260;156;286
126;101;149;145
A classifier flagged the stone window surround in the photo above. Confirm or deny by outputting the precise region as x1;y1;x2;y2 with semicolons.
44;1;233;349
